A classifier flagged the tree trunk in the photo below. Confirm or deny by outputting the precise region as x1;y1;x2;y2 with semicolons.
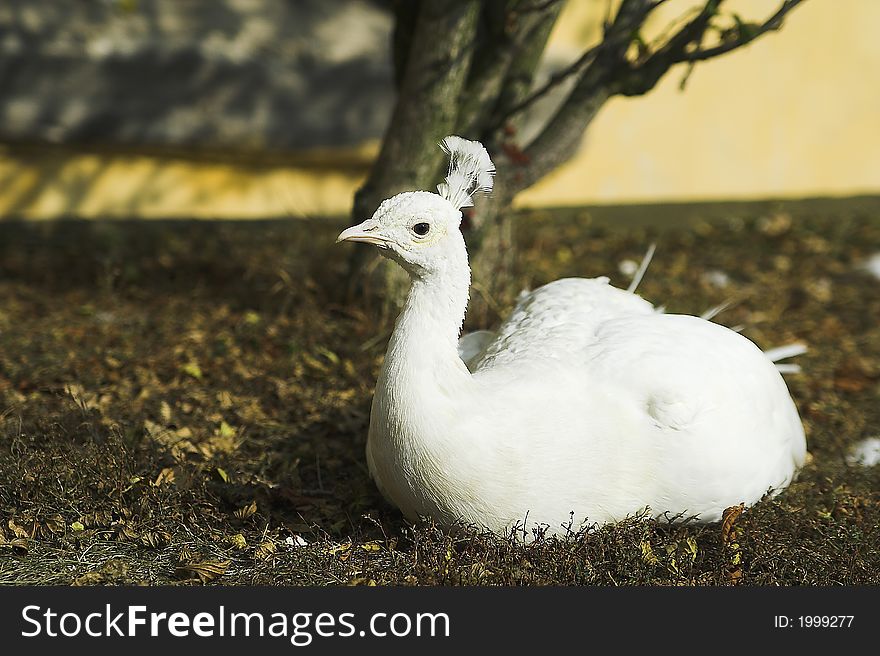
463;198;516;328
343;0;806;314
346;0;480;312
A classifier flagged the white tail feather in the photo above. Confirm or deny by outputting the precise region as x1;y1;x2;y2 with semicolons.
701;300;733;322
437;136;495;210
626;243;656;294
764;343;808;362
764;342;808;375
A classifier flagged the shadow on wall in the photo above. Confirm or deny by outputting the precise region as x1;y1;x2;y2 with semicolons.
0;0;393;151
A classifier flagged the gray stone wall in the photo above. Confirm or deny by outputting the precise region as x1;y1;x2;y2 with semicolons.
0;0;394;151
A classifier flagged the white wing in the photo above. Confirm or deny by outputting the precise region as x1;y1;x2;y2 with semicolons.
470;275;805;375
470;277;655;371
581;312;806;518
462;280;806;520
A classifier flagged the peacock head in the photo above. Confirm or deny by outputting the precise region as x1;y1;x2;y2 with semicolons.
337;136;494;279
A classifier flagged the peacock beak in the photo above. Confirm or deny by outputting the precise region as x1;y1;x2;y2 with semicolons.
336;220;389;247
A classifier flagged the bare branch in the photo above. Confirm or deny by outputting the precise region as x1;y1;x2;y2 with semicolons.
489;0;807;203
506;0;656;190
677;0;804;62
650;0;726;62
491;41;601;129
615;0;805;96
614;0;725;95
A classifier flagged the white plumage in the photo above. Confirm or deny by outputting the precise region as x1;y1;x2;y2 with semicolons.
847;437;880;467
338;136;807;536
436;135;495;210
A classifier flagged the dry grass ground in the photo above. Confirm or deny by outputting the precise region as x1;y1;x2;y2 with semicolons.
1;197;879;585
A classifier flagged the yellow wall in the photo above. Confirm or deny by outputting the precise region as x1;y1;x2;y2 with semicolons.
1;0;876;219
519;0;880;206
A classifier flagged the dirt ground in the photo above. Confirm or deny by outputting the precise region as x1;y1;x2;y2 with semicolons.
1;197;879;585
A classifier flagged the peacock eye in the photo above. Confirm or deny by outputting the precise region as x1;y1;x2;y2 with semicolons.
412;222;430;236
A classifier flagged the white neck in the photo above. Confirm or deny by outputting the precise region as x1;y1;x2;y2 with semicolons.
385;245;472;380
367;243;477;523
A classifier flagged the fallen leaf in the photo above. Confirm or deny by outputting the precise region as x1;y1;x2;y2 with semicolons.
255;541;277;560
316;346;339;365
8;520;30;539
227;533;247;549
114;523;139;541
640;540;658;565
181;362;203;380
73;559;131;586
0;535;29;555
721;504;745;584
234;501;257;519
327;541;352;561
140;530;171;548
44;515;66;534
153;467;176;486
720;503;744;545
218;421;236;438
159;401;172;424
175;560;230;584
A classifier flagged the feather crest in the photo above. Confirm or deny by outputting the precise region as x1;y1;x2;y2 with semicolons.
436;136;495;210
